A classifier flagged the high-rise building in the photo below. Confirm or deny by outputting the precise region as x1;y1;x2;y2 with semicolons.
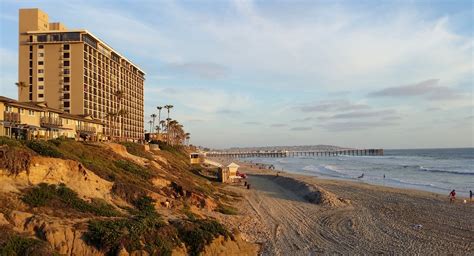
18;8;145;141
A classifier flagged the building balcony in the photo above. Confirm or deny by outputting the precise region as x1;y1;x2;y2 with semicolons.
40;116;63;127
76;125;96;133
3;111;20;123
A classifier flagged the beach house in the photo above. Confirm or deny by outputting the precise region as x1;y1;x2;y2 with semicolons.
0;96;104;141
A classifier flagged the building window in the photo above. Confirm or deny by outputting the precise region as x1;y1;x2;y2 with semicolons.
38;94;44;98
29;110;35;116
64;85;70;91
38;69;44;73
39;53;44;57
38;86;44;90
64;61;70;66
63;44;70;50
64;69;70;74
20;108;24;115
38;77;44;81
38;61;44;65
63;52;70;58
64;77;70;82
38;45;44;49
64;102;70;108
29;45;33;51
64;93;70;99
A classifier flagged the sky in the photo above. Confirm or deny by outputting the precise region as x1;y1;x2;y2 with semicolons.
0;0;473;149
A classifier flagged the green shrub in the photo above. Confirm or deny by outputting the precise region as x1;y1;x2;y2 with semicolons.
173;219;233;256
114;160;153;180
24;140;63;158
22;183;120;217
155;141;187;158
215;203;238;215
85;196;179;255
0;136;24;148
133;196;156;216
120;142;153;160
0;227;55;256
21;183;56;207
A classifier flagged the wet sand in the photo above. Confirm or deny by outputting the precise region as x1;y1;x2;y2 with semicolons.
221;163;474;255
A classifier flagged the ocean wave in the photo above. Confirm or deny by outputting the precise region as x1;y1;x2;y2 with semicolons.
388;178;439;189
302;164;348;178
418;167;474;176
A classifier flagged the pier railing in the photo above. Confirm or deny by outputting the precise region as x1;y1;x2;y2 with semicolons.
206;149;384;158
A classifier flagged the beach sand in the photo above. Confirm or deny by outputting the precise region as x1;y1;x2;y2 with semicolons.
218;162;474;255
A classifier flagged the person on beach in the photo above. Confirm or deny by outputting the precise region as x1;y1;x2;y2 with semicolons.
470;190;472;202
449;190;456;203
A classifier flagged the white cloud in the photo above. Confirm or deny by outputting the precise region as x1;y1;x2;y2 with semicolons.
151;87;253;114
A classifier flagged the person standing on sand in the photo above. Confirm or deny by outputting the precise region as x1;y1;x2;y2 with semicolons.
470;190;472;202
449;190;456;203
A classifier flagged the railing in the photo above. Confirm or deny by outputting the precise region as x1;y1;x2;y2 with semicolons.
40;116;63;127
3;111;20;123
76;125;96;133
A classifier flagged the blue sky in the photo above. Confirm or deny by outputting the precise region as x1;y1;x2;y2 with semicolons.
0;0;472;149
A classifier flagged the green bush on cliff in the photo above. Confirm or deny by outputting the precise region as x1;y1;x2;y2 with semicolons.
0;226;56;256
120;142;154;160
173;218;233;256
24;140;63;158
85;196;180;256
114;160;153;180
215;203;239;215
22;183;120;217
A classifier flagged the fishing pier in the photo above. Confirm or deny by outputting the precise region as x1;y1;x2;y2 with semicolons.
206;149;384;158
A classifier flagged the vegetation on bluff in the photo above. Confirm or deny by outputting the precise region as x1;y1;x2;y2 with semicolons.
22;183;120;217
0;137;239;255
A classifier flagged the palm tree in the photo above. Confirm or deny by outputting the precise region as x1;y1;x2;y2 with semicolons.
148;120;153;133
106;111;118;139
164;105;173;119
15;81;28;93
156;106;163;134
113;90;125;138
185;132;191;145
164;105;173;143
150;114;157;133
165;117;172;144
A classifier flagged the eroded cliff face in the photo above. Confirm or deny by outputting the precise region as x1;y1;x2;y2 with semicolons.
7;210;102;256
0;141;258;256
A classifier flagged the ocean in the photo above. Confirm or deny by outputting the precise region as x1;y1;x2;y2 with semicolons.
241;148;474;197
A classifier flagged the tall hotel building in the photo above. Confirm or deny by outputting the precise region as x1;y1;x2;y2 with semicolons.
18;8;145;141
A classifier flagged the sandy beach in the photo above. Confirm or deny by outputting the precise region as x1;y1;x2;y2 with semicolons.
217;162;474;255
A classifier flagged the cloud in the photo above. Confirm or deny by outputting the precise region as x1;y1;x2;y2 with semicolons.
243;121;261;125
291;117;314;122
368;79;465;101
323;110;397;120
148;87;253;114
270;123;288;127
299;99;370;113
320;120;397;132
166;62;229;79
290;126;312;131
243;121;262;125
216;109;241;115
